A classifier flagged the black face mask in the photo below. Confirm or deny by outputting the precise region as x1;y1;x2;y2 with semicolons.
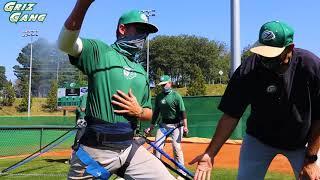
260;56;282;72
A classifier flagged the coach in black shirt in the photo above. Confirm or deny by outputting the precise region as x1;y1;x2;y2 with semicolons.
190;21;320;180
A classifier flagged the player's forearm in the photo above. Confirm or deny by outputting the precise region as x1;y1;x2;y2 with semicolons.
138;108;152;121
183;118;188;127
181;111;187;127
64;0;93;30
306;120;320;156
205;113;239;158
58;0;92;57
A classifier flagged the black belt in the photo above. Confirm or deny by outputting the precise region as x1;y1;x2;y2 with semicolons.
95;131;134;142
162;118;181;124
79;116;135;149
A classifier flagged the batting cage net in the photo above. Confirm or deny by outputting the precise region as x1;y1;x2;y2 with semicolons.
0;125;76;179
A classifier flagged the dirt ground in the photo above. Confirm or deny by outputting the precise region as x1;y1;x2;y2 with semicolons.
35;141;294;176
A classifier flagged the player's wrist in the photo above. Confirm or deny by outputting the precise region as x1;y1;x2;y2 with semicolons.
137;107;144;118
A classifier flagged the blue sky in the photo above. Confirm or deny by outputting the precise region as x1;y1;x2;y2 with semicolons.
0;0;319;81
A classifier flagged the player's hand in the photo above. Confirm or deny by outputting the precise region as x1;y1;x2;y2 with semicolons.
299;163;320;180
112;89;143;118
189;153;213;180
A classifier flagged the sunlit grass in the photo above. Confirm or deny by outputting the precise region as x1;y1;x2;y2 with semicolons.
0;157;294;180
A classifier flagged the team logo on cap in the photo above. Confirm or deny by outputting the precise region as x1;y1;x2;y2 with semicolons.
123;67;137;80
140;13;148;22
266;85;277;94
261;30;275;41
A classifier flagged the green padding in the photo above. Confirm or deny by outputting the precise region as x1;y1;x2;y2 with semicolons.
139;96;250;140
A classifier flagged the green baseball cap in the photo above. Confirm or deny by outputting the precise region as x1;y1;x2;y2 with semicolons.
158;75;171;85
250;21;294;57
118;10;158;33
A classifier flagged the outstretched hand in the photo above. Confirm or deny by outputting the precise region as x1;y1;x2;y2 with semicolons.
189;153;213;180
112;89;143;118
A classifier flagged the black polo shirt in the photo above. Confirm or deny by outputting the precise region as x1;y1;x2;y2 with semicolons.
219;48;320;150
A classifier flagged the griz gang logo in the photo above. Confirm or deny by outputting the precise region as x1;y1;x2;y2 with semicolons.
3;1;47;23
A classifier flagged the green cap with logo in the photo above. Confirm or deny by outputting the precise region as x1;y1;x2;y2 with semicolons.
250;21;294;57
118;10;158;33
158;75;171;85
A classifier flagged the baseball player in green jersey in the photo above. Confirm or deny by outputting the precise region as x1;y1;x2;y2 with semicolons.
145;75;189;179
57;0;175;179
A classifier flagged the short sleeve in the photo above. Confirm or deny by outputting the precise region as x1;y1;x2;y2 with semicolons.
218;67;250;118
176;93;186;112
69;38;106;75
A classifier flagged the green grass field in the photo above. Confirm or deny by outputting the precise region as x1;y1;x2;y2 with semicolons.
0;157;294;180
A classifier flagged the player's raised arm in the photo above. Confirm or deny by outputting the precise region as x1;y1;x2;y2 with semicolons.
57;0;94;57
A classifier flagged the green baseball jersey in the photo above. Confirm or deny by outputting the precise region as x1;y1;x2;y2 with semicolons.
154;90;186;123
70;38;152;124
76;93;87;119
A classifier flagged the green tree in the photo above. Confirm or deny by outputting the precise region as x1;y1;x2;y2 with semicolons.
241;44;253;62
45;80;58;112
152;68;164;96
0;66;7;90
14;38;81;97
2;81;16;106
145;35;230;87
186;65;206;96
17;77;31;112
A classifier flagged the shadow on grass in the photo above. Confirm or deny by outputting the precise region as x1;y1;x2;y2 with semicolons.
45;158;69;164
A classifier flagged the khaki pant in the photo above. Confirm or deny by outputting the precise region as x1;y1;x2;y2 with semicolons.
154;123;185;175
68;142;175;180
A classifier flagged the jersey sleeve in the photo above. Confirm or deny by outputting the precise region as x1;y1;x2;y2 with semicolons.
69;38;106;75
218;67;250;118
176;92;186;112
